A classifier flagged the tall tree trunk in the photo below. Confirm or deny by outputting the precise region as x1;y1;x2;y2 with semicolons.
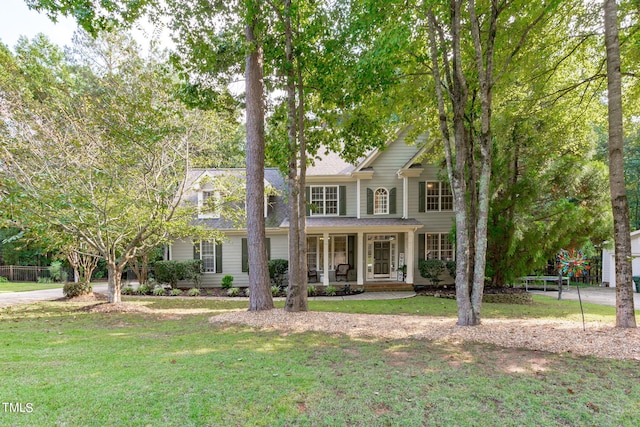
297;66;308;309
284;0;308;311
245;4;274;311
604;0;636;328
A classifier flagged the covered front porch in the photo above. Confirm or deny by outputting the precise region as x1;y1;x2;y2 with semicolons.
299;217;424;288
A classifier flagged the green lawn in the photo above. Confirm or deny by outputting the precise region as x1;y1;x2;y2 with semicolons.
0;296;638;426
0;281;64;293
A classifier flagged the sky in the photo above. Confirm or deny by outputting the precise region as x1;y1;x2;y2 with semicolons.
0;0;78;50
0;0;169;52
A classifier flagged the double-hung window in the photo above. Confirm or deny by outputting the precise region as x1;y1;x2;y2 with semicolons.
310;186;339;216
425;233;454;261
423;182;453;212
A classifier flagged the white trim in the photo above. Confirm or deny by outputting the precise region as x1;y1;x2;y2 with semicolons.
402;176;409;219
357;231;364;285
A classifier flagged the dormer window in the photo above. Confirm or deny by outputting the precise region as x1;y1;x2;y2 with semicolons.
198;189;220;219
374;188;389;215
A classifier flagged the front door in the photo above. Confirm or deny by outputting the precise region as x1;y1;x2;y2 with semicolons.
374;241;390;277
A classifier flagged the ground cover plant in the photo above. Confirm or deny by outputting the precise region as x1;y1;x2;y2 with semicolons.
0;296;638;426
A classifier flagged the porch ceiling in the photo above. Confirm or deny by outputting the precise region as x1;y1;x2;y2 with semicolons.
281;216;424;232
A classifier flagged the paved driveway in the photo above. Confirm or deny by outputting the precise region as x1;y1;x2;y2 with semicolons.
530;285;640;308
0;284;109;309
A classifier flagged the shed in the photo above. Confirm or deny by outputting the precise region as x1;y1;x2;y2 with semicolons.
601;230;640;287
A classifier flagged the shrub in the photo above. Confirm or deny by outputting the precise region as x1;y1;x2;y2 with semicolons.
63;281;92;298
221;275;234;289
446;261;456;279
187;287;201;297
0;276;7;283
122;286;135;295
244;288;250;297
419;259;446;286
226;287;240;297
307;285;317;297
153;286;166;296
268;259;288;288
325;285;338;296
271;285;280;297
49;261;68;282
153;260;202;288
170;288;182;296
37;276;54;284
136;283;152;295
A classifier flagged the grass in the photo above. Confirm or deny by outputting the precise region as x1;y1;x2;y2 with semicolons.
0;296;639;426
0;281;64;293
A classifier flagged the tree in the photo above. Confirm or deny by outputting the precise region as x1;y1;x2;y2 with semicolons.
603;0;636;327
244;1;275;311
1;32;218;303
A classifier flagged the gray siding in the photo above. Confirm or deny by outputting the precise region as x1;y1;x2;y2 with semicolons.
170;233;288;287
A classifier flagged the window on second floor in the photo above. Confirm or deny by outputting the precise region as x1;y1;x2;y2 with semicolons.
198;190;220;219
310;185;339;216
419;181;453;212
374;188;389;215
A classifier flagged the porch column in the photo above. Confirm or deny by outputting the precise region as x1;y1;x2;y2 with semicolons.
323;232;330;286
402;176;409;219
406;231;415;284
357;231;364;285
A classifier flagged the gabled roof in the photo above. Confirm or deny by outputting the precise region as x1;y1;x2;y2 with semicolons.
306;149;359;176
185;168;287;230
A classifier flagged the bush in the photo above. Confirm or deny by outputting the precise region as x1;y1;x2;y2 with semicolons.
268;259;288;288
50;261;68;282
227;287;240;297
244;288;250;297
325;285;338;296
307;285;317;297
37;276;54;284
170;288;182;296
63;281;92;298
122;286;135;295
271;285;280;297
153;260;203;288
0;276;7;283
446;261;456;279
136;283;152;295
419;259;446;286
221;275;234;289
187;287;201;297
153;286;166;296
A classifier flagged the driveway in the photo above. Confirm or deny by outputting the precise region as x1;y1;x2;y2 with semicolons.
0;284;109;309
529;285;640;308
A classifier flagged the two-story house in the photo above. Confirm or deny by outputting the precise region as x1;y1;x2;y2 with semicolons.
168;129;455;289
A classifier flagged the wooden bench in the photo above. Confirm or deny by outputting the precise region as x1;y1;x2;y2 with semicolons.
519;276;570;291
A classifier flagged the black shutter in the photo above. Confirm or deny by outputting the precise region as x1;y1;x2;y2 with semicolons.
390;187;397;215
418;234;425;263
367;188;373;215
266;238;271;260
215;244;223;273
242;238;248;272
348;235;355;269
418;182;425;213
339;186;347;216
305;186;311;216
